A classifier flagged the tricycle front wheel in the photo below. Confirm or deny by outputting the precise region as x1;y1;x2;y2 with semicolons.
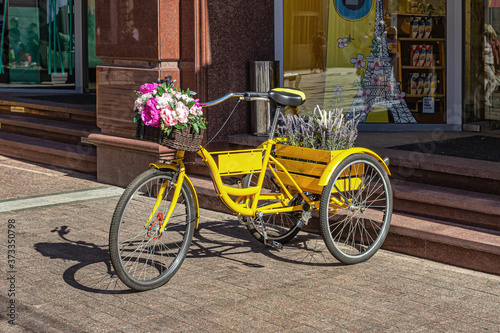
109;169;195;291
319;154;393;264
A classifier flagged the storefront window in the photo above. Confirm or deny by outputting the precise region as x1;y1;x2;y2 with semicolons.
0;0;75;88
87;0;100;90
464;0;500;124
283;0;447;124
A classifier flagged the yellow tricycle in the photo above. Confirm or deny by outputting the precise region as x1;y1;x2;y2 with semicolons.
109;88;393;291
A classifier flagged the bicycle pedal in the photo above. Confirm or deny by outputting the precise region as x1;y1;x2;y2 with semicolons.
265;239;283;250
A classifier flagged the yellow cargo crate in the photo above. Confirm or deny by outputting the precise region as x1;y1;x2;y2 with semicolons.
274;144;364;195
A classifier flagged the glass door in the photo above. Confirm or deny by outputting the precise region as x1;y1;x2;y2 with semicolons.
0;0;75;88
464;0;500;127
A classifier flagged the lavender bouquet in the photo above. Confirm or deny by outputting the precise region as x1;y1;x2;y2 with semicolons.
275;106;358;151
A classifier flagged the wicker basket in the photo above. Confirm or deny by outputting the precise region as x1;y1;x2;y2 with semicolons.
135;123;204;152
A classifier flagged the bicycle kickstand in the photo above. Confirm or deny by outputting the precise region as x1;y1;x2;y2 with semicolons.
257;212;283;250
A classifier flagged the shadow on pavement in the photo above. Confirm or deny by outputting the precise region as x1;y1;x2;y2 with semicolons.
193;219;342;267
34;220;342;295
34;226;134;295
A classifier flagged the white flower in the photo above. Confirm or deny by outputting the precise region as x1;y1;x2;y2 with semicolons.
156;95;173;109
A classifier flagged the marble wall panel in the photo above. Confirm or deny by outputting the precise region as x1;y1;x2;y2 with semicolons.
96;0;160;60
96;0;181;61
204;0;275;142
159;0;181;61
97;66;180;137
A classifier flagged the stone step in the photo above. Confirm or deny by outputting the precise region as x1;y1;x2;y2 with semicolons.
378;148;500;195
392;179;500;231
187;174;500;275
0;132;96;174
0;99;96;126
0;113;99;146
384;212;500;276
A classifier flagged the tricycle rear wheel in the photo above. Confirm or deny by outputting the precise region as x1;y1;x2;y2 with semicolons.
319;154;392;264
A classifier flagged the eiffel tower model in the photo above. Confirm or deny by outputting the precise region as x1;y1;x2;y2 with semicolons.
346;0;417;123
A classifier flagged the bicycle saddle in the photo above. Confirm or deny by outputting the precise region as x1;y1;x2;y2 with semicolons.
269;88;306;107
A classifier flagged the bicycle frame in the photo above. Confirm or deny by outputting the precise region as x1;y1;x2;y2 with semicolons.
197;139;318;216
148;138;319;234
146;91;389;234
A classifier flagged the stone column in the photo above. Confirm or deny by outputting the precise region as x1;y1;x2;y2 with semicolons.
90;0;201;187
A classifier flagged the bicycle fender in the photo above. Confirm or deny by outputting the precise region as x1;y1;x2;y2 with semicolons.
317;148;391;187
149;163;200;229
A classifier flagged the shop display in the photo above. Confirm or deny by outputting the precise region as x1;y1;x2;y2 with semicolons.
409;72;438;95
388;0;446;123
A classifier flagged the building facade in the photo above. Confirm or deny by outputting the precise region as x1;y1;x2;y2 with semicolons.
0;0;498;182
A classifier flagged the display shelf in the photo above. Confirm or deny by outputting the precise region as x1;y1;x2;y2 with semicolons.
393;11;445;17
405;94;445;98
394;9;446;124
401;66;444;70
398;37;446;42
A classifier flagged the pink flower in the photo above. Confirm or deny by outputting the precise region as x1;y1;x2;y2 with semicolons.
332;85;343;96
370;58;384;71
160;107;178;127
175;102;189;123
141;98;161;127
134;99;144;112
385;82;396;93
351;54;366;69
359;88;370;100
190;105;203;116
337;38;348;48
139;83;159;94
192;100;203;116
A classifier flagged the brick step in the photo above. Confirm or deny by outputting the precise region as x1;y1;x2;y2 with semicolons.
0;132;96;174
392;179;500;231
0;99;96;126
0;113;99;146
187;174;500;275
378;148;500;195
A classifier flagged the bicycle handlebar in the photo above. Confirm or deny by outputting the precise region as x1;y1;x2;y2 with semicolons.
199;92;270;107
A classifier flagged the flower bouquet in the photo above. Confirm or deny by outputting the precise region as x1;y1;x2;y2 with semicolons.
275;106;358;151
133;77;206;151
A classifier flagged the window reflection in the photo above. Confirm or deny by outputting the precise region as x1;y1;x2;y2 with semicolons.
465;1;500;124
283;0;446;124
0;0;75;87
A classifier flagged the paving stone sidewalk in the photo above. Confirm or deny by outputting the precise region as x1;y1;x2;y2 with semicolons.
0;196;499;332
0;156;499;332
